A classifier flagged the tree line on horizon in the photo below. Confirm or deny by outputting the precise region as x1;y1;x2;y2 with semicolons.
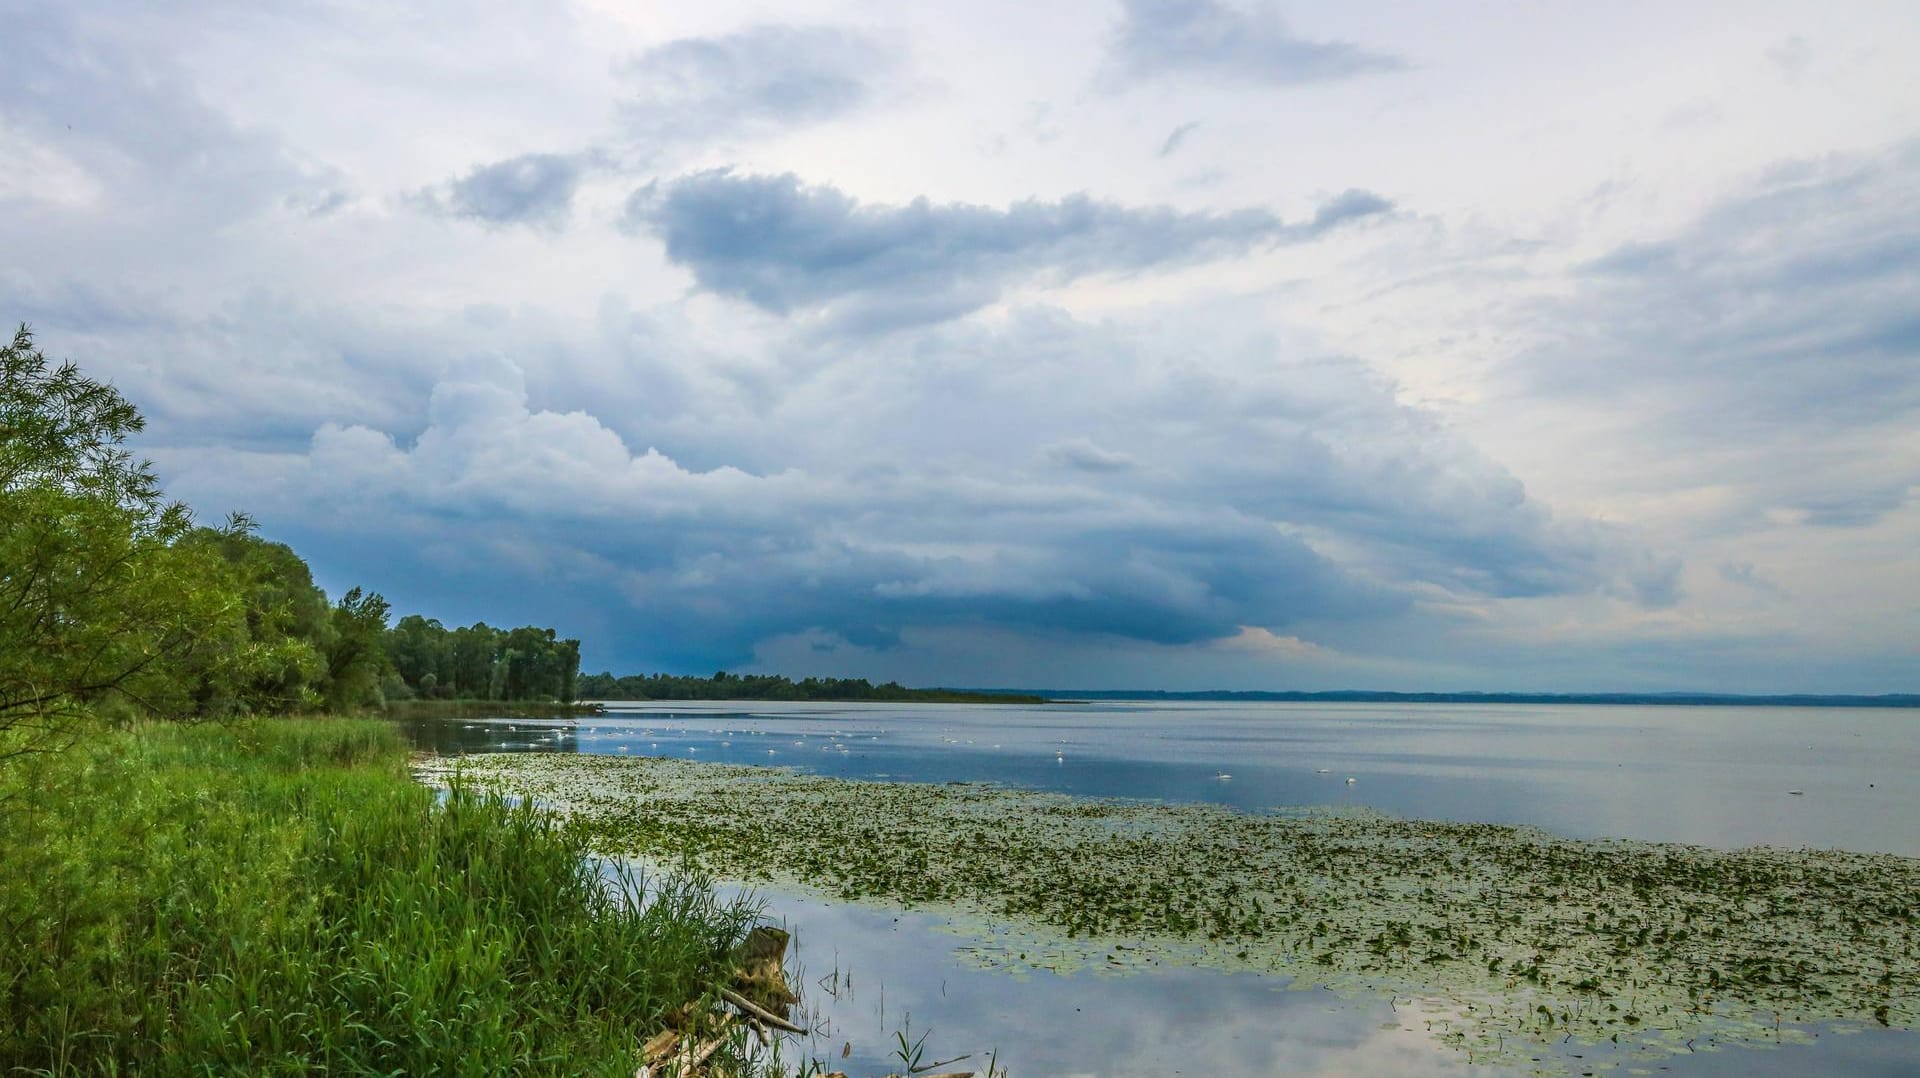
573;670;1038;704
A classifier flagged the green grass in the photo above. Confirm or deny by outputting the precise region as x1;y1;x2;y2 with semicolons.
0;718;758;1076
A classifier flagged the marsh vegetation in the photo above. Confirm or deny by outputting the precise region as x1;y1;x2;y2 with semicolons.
429;751;1920;1071
0;719;773;1074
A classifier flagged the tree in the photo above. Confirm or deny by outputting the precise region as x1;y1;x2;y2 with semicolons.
322;587;392;711
386;615;452;697
449;623;500;698
1;326;235;751
172;515;334;715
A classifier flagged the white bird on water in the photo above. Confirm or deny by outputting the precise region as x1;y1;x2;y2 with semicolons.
1345;777;1357;785
1215;771;1232;781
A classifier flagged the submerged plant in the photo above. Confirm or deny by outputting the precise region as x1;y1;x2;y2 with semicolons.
426;751;1920;1073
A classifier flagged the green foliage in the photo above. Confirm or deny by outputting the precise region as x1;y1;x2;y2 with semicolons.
173;516;335;715
384;617;582;703
0;326;234;747
386;613;450;691
1;324;167;513
0;718;758;1074
323;586;393;711
1;326;407;732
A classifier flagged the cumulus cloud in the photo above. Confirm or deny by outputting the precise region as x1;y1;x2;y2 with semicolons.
160;307;1671;670
412;152;584;229
1104;0;1406;88
624;171;1391;330
616;24;896;156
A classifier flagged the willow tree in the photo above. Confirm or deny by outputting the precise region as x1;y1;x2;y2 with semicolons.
0;326;234;753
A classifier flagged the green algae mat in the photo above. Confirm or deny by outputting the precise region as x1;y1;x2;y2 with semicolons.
419;753;1918;1072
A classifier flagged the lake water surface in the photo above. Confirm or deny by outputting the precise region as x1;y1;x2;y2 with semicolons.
404;700;1920;1076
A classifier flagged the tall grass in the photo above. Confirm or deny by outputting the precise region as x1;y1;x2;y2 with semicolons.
0;718;757;1075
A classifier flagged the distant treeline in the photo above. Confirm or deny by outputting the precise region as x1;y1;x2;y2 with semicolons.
576;671;1042;704
985;689;1920;708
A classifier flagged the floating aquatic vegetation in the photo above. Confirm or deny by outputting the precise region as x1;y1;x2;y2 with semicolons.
418;754;1919;1073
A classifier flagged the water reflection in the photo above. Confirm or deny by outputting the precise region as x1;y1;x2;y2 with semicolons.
402;700;1920;855
398;717;579;757
757;889;1492;1078
409;703;1920;1076
727;885;1916;1078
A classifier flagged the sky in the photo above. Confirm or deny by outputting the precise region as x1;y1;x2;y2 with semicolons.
3;0;1916;693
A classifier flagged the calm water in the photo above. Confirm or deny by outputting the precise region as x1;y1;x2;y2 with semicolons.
404;700;1920;1076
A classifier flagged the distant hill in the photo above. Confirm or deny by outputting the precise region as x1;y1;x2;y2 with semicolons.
953;688;1920;708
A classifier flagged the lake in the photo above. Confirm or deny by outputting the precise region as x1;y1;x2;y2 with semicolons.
402;700;1920;1076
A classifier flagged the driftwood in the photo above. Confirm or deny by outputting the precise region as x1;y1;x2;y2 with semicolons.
719;985;807;1034
639;1028;680;1064
636;926;805;1077
681;1015;736;1072
634;924;980;1078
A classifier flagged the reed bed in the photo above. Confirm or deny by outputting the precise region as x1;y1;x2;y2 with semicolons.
0;719;758;1075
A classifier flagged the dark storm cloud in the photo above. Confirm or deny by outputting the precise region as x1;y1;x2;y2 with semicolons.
413;153;583;229
624;171;1391;328
1105;0;1406;88
156;307;1670;671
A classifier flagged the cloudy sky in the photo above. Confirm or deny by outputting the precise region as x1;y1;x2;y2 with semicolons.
5;0;1917;692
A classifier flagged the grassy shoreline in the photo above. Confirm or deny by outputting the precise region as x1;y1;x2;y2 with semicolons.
0;719;757;1075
